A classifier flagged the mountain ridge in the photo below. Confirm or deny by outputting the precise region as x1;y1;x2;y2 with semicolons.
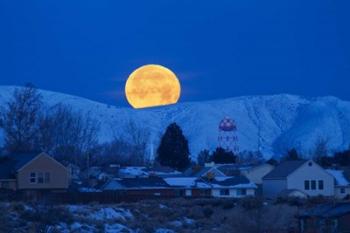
1;85;349;160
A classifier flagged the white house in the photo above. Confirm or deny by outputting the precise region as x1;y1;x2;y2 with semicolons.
326;169;350;199
208;176;256;198
164;176;257;198
263;160;334;198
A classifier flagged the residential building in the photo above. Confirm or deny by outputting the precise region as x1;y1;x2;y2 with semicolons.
207;176;256;198
326;169;350;199
183;164;226;178
102;176;175;197
263;160;334;198
0;152;70;191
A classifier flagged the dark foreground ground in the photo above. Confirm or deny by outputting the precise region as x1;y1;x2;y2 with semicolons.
0;197;308;233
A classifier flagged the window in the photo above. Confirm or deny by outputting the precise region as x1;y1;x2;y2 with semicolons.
30;172;36;183
45;172;50;183
318;180;324;190
304;180;310;190
38;172;44;184
220;189;230;196
341;188;346;194
311;180;316;190
237;189;247;196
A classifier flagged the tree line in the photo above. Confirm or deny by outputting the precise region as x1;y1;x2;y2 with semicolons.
2;85;348;172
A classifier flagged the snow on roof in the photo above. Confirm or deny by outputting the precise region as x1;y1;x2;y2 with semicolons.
164;176;256;189
164;177;211;188
326;169;350;186
209;176;257;189
119;166;149;177
164;177;198;187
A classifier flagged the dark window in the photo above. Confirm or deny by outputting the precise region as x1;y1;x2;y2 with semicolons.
44;172;50;183
341;188;346;194
38;172;44;184
238;189;247;196
318;180;324;190
30;172;36;183
304;180;310;190
220;189;230;196
311;180;316;190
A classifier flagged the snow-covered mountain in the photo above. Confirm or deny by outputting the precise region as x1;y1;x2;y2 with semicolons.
1;85;350;160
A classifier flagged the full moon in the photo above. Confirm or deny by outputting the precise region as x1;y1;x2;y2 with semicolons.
125;64;181;109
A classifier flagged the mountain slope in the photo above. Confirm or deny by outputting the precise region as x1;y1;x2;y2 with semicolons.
1;86;350;159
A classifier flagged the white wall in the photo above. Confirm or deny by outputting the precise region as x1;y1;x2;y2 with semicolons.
211;188;255;198
287;161;334;197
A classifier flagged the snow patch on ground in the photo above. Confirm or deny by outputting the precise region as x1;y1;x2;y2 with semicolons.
154;228;175;233
67;205;133;222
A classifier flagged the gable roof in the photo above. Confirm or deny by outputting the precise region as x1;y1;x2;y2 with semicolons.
103;176;170;190
326;169;350;186
263;160;306;180
208;176;256;189
183;166;226;177
0;153;38;179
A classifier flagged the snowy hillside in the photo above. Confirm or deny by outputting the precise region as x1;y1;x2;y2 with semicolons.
1;85;350;159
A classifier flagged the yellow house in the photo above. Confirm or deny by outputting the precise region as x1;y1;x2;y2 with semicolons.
0;152;70;191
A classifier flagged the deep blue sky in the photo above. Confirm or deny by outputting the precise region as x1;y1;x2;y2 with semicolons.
0;0;349;106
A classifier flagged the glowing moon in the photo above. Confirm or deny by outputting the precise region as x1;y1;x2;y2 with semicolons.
125;64;181;109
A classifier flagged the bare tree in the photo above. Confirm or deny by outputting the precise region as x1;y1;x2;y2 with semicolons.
1;84;43;153
313;137;329;160
197;149;210;165
106;120;150;166
38;104;100;167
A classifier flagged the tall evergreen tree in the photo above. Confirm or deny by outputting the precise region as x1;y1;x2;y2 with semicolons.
156;123;190;171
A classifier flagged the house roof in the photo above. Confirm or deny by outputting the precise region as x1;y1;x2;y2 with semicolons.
163;177;211;188
0;153;38;179
183;166;212;177
103;176;170;190
263;160;306;180
300;203;350;218
326;169;350;186
208;176;256;189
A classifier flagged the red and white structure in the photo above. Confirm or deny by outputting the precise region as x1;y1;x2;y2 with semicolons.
218;116;239;153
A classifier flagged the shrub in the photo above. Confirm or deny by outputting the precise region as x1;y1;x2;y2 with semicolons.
239;197;263;210
202;207;213;218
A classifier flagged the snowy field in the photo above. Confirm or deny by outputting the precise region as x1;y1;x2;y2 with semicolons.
0;198;299;233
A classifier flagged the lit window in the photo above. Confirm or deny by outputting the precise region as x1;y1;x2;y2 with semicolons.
30;172;36;183
304;180;310;190
45;172;50;183
311;180;316;190
318;180;324;190
38;172;44;184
